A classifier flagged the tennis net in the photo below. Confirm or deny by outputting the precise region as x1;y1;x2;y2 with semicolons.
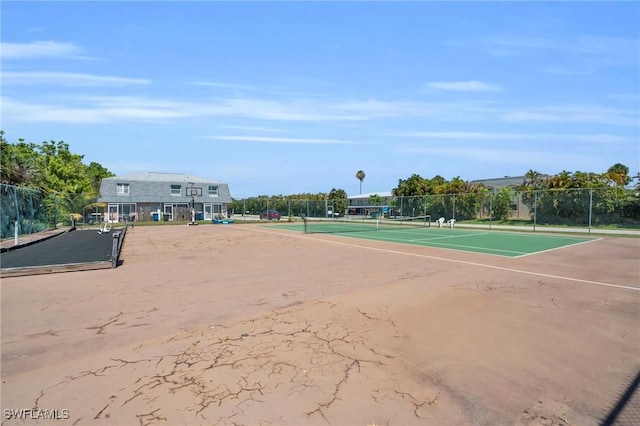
303;215;431;234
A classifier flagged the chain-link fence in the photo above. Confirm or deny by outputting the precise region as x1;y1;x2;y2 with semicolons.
229;198;339;219
1;184;103;240
229;187;640;229
1;184;50;239
4;185;636;237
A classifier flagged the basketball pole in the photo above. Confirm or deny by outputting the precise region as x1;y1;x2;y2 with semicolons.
188;182;198;226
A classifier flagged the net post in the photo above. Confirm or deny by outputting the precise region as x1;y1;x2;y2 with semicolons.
302;215;308;234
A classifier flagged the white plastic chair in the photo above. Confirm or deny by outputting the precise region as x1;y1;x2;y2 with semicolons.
98;221;111;234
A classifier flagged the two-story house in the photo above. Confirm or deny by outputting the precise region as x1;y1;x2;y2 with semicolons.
98;172;232;222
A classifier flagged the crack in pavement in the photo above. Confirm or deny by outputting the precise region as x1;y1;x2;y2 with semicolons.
20;300;454;425
85;311;124;335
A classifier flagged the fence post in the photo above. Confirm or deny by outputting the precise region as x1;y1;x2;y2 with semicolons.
588;188;593;235
452;194;456;220
12;186;20;238
112;232;120;268
489;193;493;230
28;190;35;234
533;191;538;232
423;195;427;221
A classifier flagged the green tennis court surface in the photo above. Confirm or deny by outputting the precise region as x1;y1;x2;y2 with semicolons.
270;222;598;257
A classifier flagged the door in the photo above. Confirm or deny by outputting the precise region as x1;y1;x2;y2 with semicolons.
204;204;213;220
108;204;118;223
163;204;173;221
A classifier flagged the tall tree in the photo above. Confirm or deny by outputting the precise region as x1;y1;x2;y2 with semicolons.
355;170;366;194
1;132;115;227
605;163;631;187
368;193;384;217
0;133;43;186
86;162;114;193
522;169;544;188
392;174;429;196
327;188;348;216
492;187;514;220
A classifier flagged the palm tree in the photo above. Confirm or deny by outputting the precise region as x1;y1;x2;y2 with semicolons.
522;169;542;188
368;193;383;218
356;170;366;194
606;163;630;187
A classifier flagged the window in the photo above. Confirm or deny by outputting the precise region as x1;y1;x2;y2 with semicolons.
208;185;219;197
116;183;130;195
171;185;181;196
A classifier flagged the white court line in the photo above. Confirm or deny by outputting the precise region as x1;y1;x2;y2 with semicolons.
377;237;525;256
356;233;525;256
408;232;491;242
345;227;599;257
514;238;603;258
247;226;639;292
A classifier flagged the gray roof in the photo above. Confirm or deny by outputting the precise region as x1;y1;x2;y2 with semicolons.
98;172;232;204
348;191;393;199
107;172;225;184
470;175;549;189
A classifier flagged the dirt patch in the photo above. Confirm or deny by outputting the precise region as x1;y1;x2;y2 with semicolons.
1;224;638;425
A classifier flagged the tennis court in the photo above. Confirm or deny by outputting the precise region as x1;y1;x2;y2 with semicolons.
272;219;598;257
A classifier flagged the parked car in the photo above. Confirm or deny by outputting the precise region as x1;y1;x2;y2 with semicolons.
259;209;282;220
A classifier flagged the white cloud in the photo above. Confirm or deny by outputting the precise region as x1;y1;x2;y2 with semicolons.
218;125;288;133
538;66;592;76
0;93;482;124
203;98;361;121
486;35;639;67
3;89;637;133
1;41;82;59
188;81;257;91
501;105;639;126
393;131;629;144
1;96;192;123
1;97;105;123
206;135;354;145
487;36;560;52
426;80;502;92
394;145;594;167
335;98;435;117
2;95;365;124
2;71;150;86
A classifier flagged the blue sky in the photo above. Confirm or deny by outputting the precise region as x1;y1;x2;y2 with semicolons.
1;1;638;198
